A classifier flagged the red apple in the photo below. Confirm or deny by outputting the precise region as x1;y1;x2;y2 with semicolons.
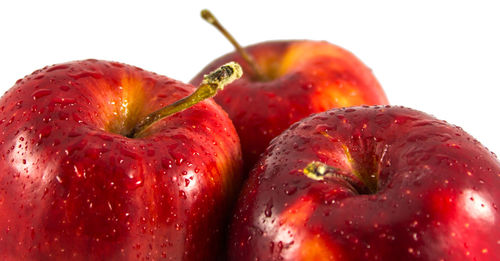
228;105;500;260
0;59;243;260
191;10;389;170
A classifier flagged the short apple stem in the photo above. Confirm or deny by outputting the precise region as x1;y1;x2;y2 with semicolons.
128;62;243;138
303;161;374;195
200;9;267;81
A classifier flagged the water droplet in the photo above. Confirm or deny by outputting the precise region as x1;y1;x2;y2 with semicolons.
110;62;124;68
64;139;88;156
34;73;45;80
38;126;52;139
264;201;273;217
285;186;297;195
46;64;69;72
73;164;85;178
30;227;36;239
52;97;76;106
175;223;182;231
161;158;173;169
72;113;83;124
175;157;184;166
32;89;52;100
315;124;331;134
125;166;144;189
120;148;140;159
68;70;103;80
301;82;314;90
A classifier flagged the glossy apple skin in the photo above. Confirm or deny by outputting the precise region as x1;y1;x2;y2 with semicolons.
0;60;242;260
191;40;389;170
229;106;500;260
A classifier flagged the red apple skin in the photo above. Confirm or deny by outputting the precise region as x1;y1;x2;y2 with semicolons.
228;105;500;261
0;60;243;260
191;40;389;170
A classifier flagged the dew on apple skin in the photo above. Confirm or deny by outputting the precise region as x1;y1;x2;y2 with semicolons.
31;89;52;100
178;190;187;200
264;200;273;217
38;126;52;139
46;64;69;72
314;124;332;134
161;158;173;169
64;139;88;156
73;164;86;178
284;186;297;195
51;97;77;106
67;70;104;80
120;148;141;160
33;73;45;80
301;83;314;90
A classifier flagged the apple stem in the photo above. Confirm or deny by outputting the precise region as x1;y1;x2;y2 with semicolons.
303;161;374;194
201;9;267;81
128;62;243;138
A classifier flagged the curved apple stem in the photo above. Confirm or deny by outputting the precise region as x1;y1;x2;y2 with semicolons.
129;62;243;138
201;9;267;81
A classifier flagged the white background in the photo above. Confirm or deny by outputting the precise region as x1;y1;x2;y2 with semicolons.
1;1;499;156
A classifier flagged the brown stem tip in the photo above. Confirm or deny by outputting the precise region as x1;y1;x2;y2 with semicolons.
200;9;267;81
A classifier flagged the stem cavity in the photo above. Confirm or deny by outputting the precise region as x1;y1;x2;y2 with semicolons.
303;161;375;195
